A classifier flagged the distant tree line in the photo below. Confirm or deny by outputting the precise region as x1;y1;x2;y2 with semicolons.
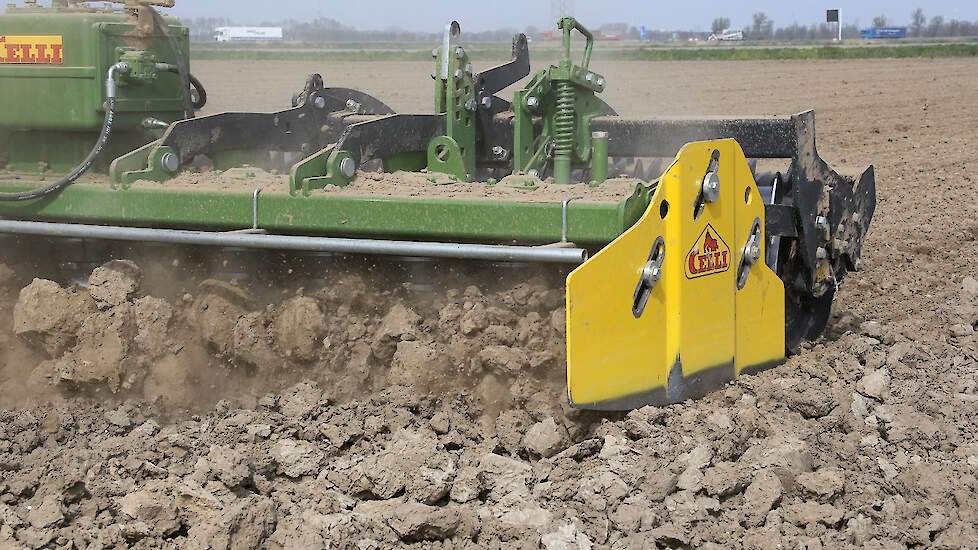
182;8;978;43
726;8;978;41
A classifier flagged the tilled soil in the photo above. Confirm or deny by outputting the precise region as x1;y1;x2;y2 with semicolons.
1;57;978;549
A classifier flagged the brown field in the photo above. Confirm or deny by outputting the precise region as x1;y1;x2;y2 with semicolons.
2;57;978;548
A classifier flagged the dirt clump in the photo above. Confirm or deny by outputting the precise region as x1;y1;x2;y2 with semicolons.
13;279;96;357
88;259;142;308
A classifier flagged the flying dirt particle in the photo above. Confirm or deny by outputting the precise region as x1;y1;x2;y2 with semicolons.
0;261;15;289
55;304;136;393
549;308;566;334
142;349;203;407
88;259;142;309
13;279;96;357
389;341;452;391
371;303;421;362
460;302;489;335
192;280;255;355
132;296;173;358
231;312;279;369
315;273;370;310
272;296;326;362
476;345;529;375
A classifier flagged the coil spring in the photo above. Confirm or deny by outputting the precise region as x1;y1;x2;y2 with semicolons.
554;80;575;159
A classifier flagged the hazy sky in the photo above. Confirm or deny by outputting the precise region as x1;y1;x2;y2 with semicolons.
156;1;978;32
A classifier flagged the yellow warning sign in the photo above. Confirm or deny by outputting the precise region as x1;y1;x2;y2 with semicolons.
0;35;64;64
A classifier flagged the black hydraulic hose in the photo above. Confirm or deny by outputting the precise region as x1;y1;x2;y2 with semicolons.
146;6;195;119
188;72;207;110
157;64;207;110
0;97;116;202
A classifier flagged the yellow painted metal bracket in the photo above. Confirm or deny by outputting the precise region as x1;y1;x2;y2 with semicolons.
566;139;785;410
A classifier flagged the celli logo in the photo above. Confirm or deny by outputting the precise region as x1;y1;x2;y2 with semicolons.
685;224;730;279
0;35;64;64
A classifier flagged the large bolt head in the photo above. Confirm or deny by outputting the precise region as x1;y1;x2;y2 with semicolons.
701;171;720;203
642;261;662;286
526;96;539;109
339;157;357;178
480;96;493;109
745;235;761;265
160;152;180;173
313;96;326;109
455;46;465;59
431;47;440;58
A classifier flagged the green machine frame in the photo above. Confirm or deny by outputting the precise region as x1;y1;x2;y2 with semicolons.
0;3;192;173
0;15;877;345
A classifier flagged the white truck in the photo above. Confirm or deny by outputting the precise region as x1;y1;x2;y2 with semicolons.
708;29;744;41
214;27;284;43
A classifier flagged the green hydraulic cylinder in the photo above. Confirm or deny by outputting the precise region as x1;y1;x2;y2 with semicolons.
590;131;609;185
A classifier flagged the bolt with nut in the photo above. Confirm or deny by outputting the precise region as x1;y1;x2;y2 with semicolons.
701;171;720;203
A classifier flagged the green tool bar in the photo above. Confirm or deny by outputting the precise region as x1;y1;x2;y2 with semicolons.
0;184;650;247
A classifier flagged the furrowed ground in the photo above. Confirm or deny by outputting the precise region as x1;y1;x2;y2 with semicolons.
0;57;976;548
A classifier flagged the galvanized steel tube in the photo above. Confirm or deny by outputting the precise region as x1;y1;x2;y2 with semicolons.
0;220;588;264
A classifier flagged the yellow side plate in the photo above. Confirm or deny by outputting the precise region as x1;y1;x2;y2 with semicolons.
566;139;785;410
